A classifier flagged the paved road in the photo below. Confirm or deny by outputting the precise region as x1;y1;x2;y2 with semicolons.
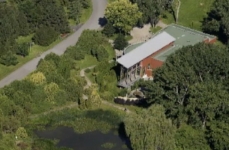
0;0;107;88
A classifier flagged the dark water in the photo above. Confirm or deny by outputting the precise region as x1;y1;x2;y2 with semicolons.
35;126;131;150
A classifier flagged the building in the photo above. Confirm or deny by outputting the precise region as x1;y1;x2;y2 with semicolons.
117;24;217;88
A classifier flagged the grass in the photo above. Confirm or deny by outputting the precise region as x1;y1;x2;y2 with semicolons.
150;26;162;33
110;34;133;41
77;55;98;69
80;0;93;23
161;0;214;30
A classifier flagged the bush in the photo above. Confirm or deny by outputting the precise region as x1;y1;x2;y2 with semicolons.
0;51;18;66
85;68;91;73
16;43;29;57
33;26;58;46
96;46;109;61
102;22;116;37
114;34;128;50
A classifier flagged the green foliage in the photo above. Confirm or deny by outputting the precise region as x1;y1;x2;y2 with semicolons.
125;105;176;150
131;0;171;25
202;0;229;43
19;0;70;34
15;127;28;139
32;109;123;134
65;30;113;61
93;61;119;98
114;34;128;50
207;121;229;150
16;43;29;57
67;0;81;23
102;22;116;37
101;142;116;149
33;27;58;46
96;46;109;61
140;43;229;149
105;0;142;33
28;72;46;85
0;51;18;66
175;124;210;150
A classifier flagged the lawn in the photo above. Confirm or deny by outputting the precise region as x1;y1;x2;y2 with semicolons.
150;26;162;33
77;55;99;69
161;0;214;30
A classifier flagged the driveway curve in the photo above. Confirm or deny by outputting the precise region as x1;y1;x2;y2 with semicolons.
0;0;107;88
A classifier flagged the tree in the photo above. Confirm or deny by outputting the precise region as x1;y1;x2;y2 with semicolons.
44;82;60;102
0;51;18;66
125;105;176;150
105;0;142;33
131;0;172;26
175;124;211;150
207;121;229;150
102;22;116;37
96;46;109;61
15;127;28;140
28;72;46;85
16;43;29;57
33;26;58;46
202;0;229;43
114;34;128;50
67;0;81;23
143;43;229;126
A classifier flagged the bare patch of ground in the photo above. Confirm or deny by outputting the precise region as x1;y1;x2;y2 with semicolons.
129;24;152;45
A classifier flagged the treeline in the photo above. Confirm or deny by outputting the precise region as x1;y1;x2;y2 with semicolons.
0;0;89;66
130;43;229;150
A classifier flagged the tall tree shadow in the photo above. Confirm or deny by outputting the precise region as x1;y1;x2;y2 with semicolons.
98;17;107;27
118;122;133;150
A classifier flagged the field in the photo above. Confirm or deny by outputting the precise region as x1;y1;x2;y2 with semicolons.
161;0;214;30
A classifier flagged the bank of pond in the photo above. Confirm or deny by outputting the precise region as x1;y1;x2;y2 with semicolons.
29;108;131;150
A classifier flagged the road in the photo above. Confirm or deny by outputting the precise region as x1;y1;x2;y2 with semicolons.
0;0;107;88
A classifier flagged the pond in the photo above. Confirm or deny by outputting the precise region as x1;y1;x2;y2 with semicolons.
35;126;131;150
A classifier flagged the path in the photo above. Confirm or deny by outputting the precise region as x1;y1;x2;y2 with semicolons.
0;0;108;88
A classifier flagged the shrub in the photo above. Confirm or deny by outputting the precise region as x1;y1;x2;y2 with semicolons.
114;34;128;50
102;22;116;37
33;26;58;46
96;46;109;61
85;68;91;73
0;51;18;66
16;43;29;57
